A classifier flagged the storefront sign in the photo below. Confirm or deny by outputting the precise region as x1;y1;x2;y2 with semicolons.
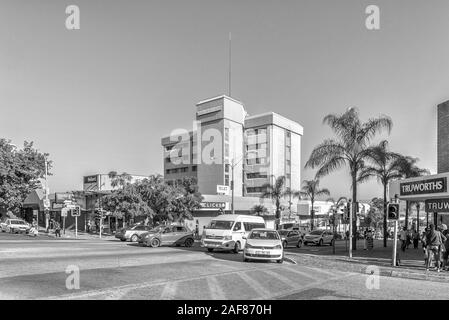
52;203;64;210
216;185;230;195
84;175;98;183
425;198;449;212
400;177;447;196
200;202;227;210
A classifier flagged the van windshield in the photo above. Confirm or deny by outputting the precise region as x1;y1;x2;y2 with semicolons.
208;220;234;230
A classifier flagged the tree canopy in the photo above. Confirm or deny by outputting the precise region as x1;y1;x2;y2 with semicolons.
0;139;51;215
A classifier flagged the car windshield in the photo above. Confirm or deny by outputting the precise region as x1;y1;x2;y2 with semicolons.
310;230;323;235
12;220;25;225
249;230;279;240
278;230;289;236
208;220;234;230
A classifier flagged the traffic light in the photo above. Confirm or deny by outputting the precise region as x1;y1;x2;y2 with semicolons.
71;206;81;217
388;203;399;220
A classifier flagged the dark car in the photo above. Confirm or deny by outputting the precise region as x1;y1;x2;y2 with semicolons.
138;225;194;248
115;224;153;242
278;230;303;248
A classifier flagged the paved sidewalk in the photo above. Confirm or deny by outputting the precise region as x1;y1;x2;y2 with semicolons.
285;239;449;283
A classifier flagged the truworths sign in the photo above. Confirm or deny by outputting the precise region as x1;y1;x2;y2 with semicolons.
400;177;447;196
389;173;449;201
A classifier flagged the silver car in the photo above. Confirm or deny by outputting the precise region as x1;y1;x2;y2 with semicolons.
1;219;31;234
115;224;153;242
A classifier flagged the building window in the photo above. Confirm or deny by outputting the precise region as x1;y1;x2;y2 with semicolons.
246;172;268;179
225;175;230;186
192;166;197;172
225;164;230;173
225;143;229;157
225;128;229;141
247;187;267;193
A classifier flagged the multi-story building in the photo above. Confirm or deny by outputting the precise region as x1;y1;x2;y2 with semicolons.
438;100;449;173
161;95;304;224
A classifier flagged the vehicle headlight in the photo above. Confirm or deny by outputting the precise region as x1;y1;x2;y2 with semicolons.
274;245;282;249
224;235;232;240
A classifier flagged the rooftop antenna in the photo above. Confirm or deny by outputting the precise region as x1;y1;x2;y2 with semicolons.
228;32;232;97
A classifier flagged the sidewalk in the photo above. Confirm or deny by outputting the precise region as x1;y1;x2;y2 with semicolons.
285;239;449;283
40;227;115;241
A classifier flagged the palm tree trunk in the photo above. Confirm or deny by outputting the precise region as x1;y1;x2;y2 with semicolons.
352;172;357;250
383;184;387;248
310;199;314;231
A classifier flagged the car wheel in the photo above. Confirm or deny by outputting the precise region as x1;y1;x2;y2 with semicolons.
330;239;335;246
207;248;214;252
296;240;303;248
130;234;138;242
150;238;161;248
277;258;283;264
244;257;249;262
282;241;288;249
233;242;241;254
184;238;194;247
120;239;126;242
318;239;323;246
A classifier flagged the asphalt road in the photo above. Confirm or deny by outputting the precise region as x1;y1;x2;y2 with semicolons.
1;233;449;300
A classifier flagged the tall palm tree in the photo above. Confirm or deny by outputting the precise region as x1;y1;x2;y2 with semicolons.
357;140;403;247
260;176;290;230
296;179;330;231
305;108;392;249
395;156;430;228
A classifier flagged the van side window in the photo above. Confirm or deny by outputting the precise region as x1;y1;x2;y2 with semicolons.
233;222;242;231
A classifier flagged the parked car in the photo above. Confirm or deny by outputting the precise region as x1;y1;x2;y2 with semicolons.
1;219;31;234
243;229;284;263
115;224;153;242
278;230;303;248
138;224;194;248
201;214;266;253
303;230;334;246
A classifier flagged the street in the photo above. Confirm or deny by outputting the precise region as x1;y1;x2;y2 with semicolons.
1;233;449;300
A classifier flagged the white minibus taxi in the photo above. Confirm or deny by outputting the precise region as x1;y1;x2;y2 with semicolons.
201;215;266;253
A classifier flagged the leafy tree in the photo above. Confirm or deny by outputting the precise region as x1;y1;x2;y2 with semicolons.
305;108;392;249
101;183;153;227
108;171;132;189
0;139;51;215
260;176;290;230
366;198;384;229
295;179;330;231
357;140;403;247
169;177;203;222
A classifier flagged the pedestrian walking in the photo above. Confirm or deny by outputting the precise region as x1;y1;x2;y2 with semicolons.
413;229;420;249
400;227;407;252
87;220;91;233
426;224;447;272
442;227;449;271
54;222;61;238
422;228;428;266
367;229;374;250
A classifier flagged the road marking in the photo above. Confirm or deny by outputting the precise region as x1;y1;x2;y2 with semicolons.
282;266;327;281
300;265;346;278
38;264;284;300
160;282;177;300
236;272;272;299
260;269;295;288
206;276;226;299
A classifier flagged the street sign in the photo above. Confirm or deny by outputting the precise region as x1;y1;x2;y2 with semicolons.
43;198;50;209
61;208;69;217
66;204;76;209
216;185;230;195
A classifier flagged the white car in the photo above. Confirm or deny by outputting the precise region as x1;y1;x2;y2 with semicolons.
243;229;284;263
303;230;334;246
1;219;31;234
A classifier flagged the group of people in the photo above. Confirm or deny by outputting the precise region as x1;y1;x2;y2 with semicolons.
399;228;421;251
421;224;449;272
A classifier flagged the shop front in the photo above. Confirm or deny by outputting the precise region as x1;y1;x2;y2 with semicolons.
389;173;449;229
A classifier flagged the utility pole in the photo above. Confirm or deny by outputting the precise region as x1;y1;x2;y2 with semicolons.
348;199;353;259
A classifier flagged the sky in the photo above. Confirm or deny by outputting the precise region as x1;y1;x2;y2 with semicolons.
1;0;449;200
